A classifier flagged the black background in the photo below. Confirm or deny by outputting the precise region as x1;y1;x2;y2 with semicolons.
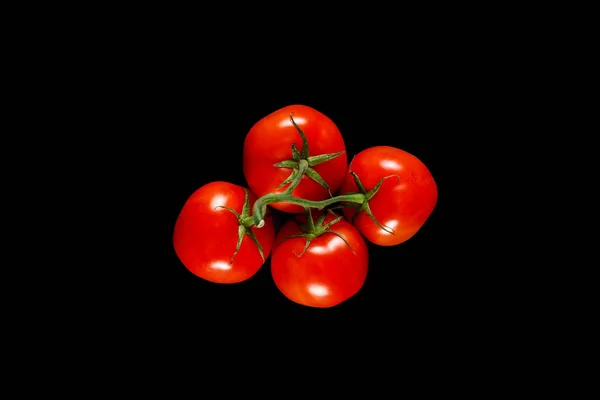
12;9;550;379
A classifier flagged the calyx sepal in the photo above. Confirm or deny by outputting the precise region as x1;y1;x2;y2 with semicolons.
215;189;265;263
278;208;355;258
273;113;344;196
349;171;400;235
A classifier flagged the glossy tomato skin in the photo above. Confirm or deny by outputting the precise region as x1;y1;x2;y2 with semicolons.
271;214;369;308
243;104;348;214
173;181;275;284
340;146;437;246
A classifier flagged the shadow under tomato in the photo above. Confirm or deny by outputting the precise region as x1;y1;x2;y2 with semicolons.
268;208;295;234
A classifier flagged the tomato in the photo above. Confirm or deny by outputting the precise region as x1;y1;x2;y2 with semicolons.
173;181;275;284
339;146;437;246
243;104;348;214
270;212;369;308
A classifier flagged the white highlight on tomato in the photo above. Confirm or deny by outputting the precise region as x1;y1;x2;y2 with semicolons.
211;194;227;210
211;261;232;270
380;159;403;171
308;283;329;297
278;117;307;128
379;219;399;235
308;235;347;255
383;220;398;230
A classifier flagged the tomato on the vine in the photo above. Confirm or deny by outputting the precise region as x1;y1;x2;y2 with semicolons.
270;212;368;308
173;181;275;284
339;146;437;246
243;104;348;214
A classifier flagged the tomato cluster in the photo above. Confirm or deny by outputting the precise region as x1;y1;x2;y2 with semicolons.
173;105;438;308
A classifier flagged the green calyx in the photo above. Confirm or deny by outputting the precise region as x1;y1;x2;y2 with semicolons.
215;189;265;264
273;113;344;196
348;171;401;235
279;207;355;258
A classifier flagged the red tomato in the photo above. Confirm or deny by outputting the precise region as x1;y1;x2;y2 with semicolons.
243;104;348;214
270;213;369;308
339;146;437;246
173;181;275;284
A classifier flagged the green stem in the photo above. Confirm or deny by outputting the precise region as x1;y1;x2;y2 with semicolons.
303;207;316;232
287;159;309;194
253;191;365;227
240;216;255;228
253;159;307;227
